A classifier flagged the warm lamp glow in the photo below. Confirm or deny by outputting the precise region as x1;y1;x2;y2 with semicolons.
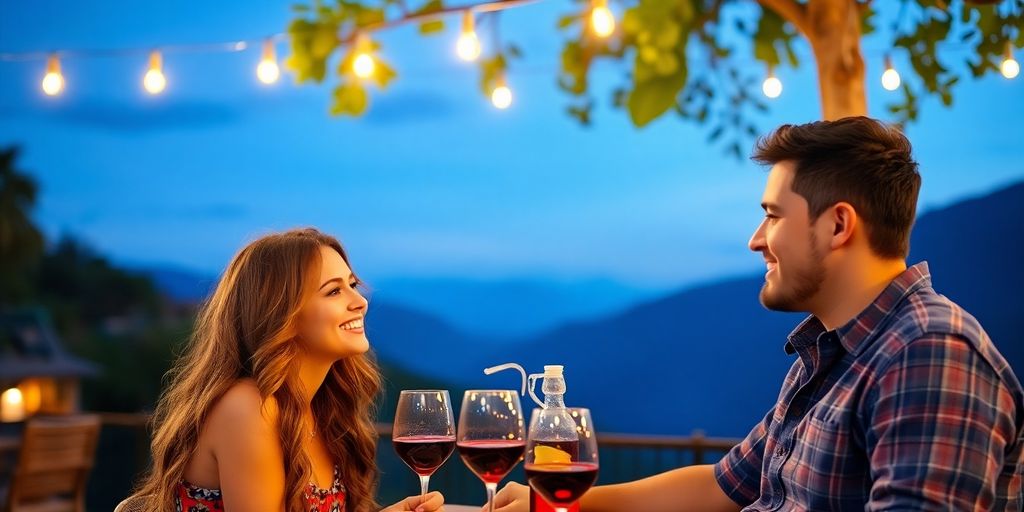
491;75;512;109
590;0;615;38
257;39;280;84
41;54;64;96
1;387;25;422
456;11;482;61
143;51;167;94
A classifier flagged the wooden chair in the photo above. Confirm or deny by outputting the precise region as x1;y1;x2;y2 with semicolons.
3;415;101;512
112;495;147;512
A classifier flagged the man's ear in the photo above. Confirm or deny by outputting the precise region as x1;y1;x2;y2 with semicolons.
829;202;857;249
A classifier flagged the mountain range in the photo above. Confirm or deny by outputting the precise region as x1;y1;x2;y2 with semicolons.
141;180;1024;437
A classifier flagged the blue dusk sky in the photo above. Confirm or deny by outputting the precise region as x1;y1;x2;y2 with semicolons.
1;1;1022;291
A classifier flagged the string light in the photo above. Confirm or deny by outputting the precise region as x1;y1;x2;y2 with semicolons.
590;0;615;38
1001;41;1019;80
5;0;1020;114
456;11;482;61
352;33;376;79
41;54;64;96
491;73;512;109
256;38;280;84
143;50;167;95
762;66;782;98
881;54;901;91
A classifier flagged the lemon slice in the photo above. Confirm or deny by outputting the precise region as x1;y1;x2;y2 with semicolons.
534;445;572;464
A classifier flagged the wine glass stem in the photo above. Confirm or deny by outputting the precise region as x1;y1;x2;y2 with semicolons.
485;482;498;512
419;475;430;496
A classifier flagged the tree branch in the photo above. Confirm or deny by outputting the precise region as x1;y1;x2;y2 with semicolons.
756;0;811;37
339;0;540;43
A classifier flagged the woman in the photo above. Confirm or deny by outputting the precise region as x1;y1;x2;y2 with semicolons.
129;228;445;512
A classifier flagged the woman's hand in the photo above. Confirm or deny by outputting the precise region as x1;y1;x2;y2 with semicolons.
381;491;445;512
489;482;530;512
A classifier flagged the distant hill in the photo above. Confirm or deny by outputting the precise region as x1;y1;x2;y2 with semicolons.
365;180;1024;438
373;277;654;339
907;181;1024;372
139;181;1024;438
136;265;217;304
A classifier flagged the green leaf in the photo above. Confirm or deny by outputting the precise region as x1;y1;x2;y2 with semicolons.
653;21;680;49
708;125;724;142
566;101;593;125
414;0;444;13
860;6;876;36
354;6;386;26
331;82;369;116
478;54;508;95
557;14;580;29
311;27;339;59
292;4;311;13
654;52;678;75
419;19;445;34
372;58;398;88
753;7;796;68
627;60;687;127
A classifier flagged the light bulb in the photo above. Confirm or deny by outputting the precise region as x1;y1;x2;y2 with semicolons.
762;71;782;99
257;39;280;84
41;54;64;96
1003;58;1020;79
353;53;375;78
456;12;481;61
352;34;376;79
999;40;1015;79
491;76;512;109
881;55;900;91
143;51;166;95
590;0;615;38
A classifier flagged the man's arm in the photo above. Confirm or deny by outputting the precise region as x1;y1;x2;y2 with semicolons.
579;404;777;512
580;464;740;512
864;334;1019;511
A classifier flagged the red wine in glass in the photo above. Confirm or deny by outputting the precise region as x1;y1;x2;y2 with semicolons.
393;435;456;476
525;463;599;506
526;407;598;512
458;390;526;512
457;439;526;483
393;390;456;496
528;439;581;512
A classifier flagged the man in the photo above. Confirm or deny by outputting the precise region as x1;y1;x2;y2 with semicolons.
492;117;1023;511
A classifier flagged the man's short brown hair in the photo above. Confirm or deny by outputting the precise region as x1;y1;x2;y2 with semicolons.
752;116;922;259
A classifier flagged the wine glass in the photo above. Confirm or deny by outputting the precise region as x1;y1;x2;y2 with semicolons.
457;389;526;512
525;407;599;512
392;390;456;496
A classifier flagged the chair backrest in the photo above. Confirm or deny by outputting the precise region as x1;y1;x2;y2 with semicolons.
6;414;101;512
113;494;148;512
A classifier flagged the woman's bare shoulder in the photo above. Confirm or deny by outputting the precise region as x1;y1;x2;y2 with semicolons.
206;379;280;440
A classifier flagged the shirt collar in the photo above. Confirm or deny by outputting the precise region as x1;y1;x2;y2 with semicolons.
783;262;932;357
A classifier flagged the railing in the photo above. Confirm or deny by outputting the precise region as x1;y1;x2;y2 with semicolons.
88;413;741;509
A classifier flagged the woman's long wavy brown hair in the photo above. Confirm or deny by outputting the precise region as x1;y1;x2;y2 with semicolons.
130;228;382;512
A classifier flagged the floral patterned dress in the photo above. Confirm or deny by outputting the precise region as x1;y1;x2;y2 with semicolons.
175;466;345;512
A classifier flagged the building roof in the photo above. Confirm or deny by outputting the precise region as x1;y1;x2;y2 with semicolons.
0;308;100;380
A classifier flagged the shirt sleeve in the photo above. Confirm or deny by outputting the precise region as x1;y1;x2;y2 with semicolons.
714;405;774;506
863;333;1019;511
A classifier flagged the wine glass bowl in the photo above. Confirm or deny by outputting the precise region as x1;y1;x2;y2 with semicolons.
392;390;456;496
457;389;526;512
525;407;599;512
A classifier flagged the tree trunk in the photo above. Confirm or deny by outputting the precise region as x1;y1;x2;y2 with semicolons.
806;0;867;119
